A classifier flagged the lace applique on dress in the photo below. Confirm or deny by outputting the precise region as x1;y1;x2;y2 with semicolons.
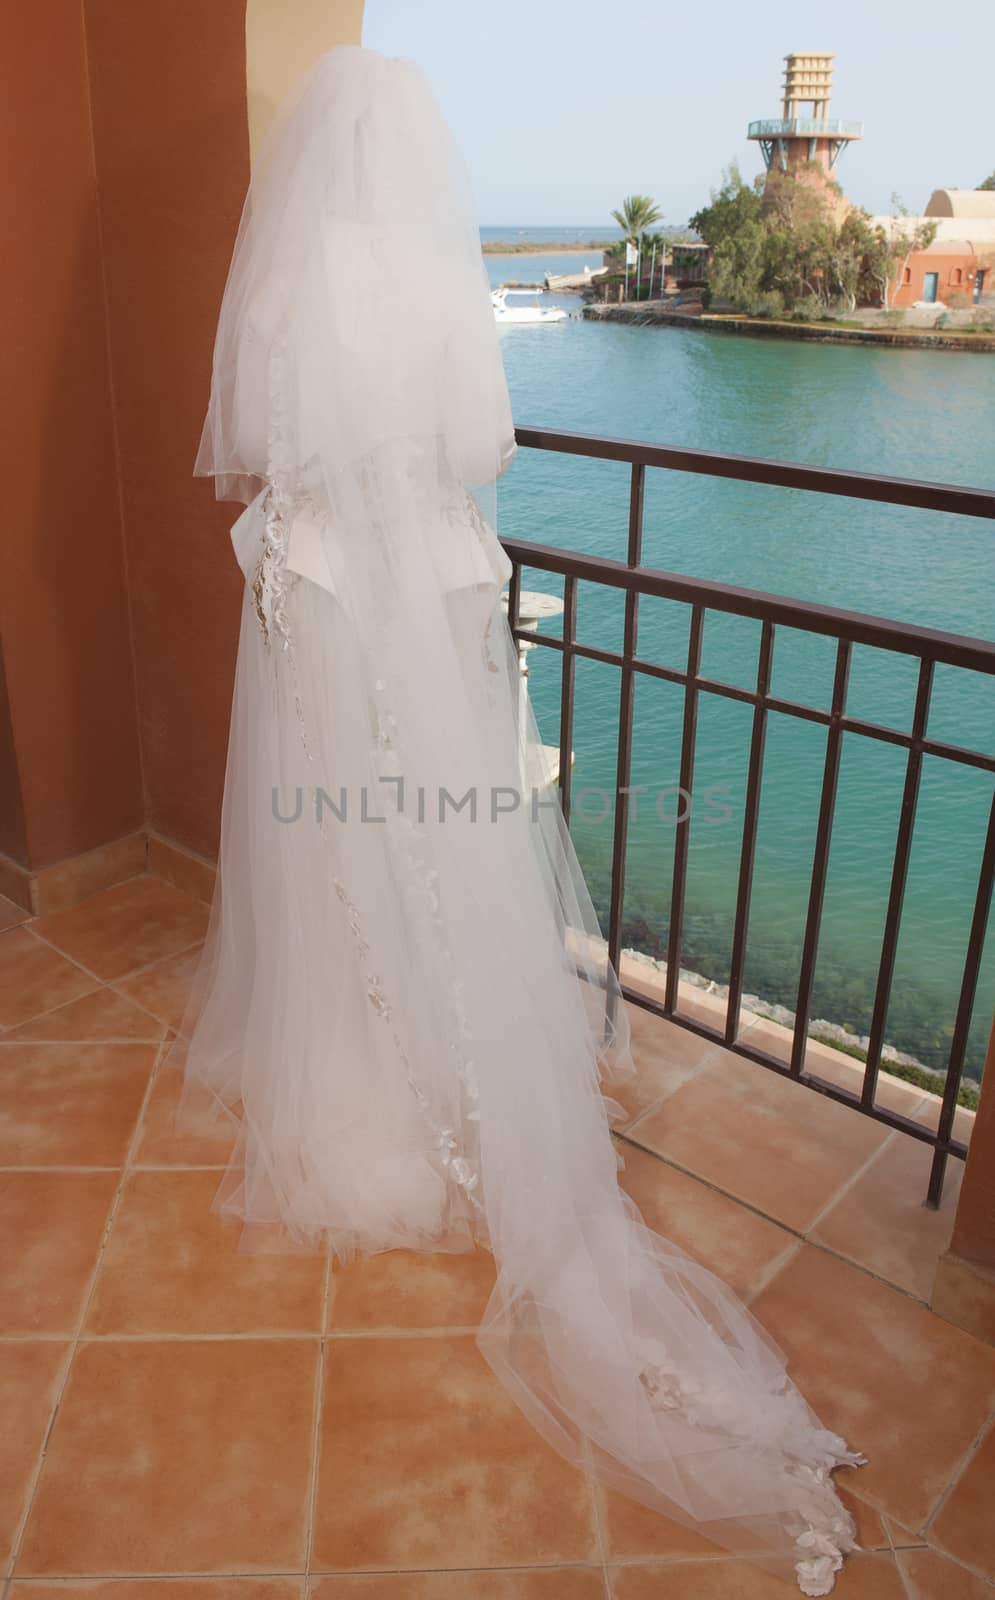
250;445;484;1218
328;829;483;1216
638;1354;867;1596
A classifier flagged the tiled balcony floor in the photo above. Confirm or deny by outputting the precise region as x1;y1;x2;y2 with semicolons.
1;872;993;1599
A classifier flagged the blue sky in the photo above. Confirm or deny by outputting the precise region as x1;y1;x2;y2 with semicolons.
362;0;993;227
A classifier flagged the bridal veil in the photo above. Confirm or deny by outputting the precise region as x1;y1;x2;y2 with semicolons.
172;45;865;1596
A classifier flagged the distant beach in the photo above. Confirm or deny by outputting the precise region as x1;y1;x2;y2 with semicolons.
482;240;614;255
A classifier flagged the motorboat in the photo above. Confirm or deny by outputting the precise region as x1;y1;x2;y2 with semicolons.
491;287;568;324
544;265;608;292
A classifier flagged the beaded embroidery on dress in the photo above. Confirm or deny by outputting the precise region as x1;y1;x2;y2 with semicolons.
170;45;866;1596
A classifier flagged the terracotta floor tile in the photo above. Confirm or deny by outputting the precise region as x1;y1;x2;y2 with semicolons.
329;1246;496;1331
839;1488;889;1552
34;877;209;982
609;1004;720;1128
740;1019;930;1120
927;1418;995;1577
897;1545;995;1598
0;892;30;932
114;943;204;1031
4;984;166;1042
85;1169;324;1336
0;1170;117;1334
810;1130;962;1301
311;1572;605;1598
0;927;97;1028
312;1334;596;1571
10;1585;304;1599
616;1142;796;1301
0;1341;68;1569
132;1062;238;1168
750;1245;995;1532
628;1053;890;1231
597;1482;729;1562
17;1338;318;1575
0;1042;155;1167
610;1551;904;1597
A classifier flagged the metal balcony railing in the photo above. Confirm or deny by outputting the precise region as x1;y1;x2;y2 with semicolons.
504;425;995;1207
747;118;864;138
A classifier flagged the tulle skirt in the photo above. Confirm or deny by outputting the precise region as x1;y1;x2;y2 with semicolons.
167;485;865;1597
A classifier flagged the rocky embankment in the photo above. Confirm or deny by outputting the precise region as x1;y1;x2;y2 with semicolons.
584;301;995;352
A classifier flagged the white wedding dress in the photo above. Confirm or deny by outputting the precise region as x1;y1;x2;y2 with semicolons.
171;46;866;1596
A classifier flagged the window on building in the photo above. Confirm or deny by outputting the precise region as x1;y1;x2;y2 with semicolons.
951;268;963;285
903;267;911;284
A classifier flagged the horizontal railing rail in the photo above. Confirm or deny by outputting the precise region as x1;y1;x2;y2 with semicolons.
506;425;995;1207
748;118;864;138
513;426;995;523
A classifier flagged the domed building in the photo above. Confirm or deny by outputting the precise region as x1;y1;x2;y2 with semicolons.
870;188;995;308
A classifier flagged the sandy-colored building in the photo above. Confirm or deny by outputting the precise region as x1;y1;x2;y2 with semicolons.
874;189;995;307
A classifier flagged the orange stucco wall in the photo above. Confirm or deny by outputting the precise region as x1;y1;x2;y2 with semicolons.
84;0;252;861
950;1013;995;1272
2;2;364;872
1;2;143;870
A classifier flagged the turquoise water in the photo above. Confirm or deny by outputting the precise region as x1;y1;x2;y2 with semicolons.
487;251;995;1075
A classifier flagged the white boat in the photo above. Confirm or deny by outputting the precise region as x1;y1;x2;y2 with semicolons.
544;265;609;292
491;287;567;324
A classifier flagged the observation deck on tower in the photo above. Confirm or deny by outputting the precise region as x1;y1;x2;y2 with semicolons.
748;53;862;175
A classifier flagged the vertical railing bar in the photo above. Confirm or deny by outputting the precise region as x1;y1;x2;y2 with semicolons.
725;620;775;1046
558;574;578;824
607;464;645;985
862;658;934;1110
506;433;993;1182
507;560;522;633
927;785;995;1206
791;638;852;1075
665;604;704;1015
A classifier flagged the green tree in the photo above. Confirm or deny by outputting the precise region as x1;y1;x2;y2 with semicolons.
604;228;665;264
690;164;770;310
977;172;995;191
689;164;763;250
690;168;937;315
610;194;663;246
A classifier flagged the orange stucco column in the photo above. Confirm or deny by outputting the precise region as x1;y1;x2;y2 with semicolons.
1;0;367;896
1;2;144;880
933;1010;995;1344
83;0;253;863
950;1013;995;1270
85;0;366;863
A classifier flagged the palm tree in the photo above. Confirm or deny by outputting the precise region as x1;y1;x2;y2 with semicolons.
610;195;664;247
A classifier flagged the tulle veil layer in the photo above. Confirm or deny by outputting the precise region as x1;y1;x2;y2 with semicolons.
169;45;865;1597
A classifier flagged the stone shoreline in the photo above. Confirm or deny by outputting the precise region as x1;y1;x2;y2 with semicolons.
584;301;995;353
